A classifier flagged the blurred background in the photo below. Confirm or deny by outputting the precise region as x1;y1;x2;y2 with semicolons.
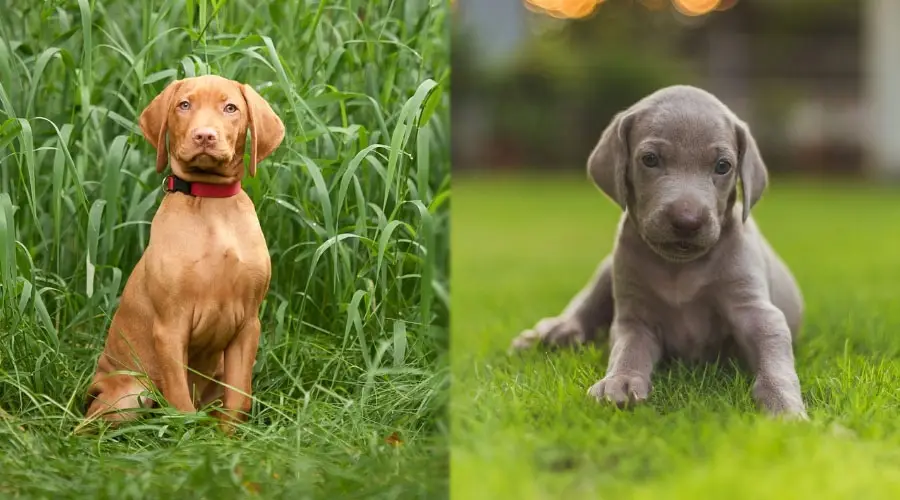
452;0;900;178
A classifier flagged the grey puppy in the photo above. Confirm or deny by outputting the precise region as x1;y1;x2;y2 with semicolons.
511;85;807;419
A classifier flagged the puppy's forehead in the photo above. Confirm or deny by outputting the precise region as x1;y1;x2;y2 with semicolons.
632;104;733;146
630;88;736;146
177;75;243;102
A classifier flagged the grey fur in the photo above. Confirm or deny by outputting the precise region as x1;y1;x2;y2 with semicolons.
511;85;806;419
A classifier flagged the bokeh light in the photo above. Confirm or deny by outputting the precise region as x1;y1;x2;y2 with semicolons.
523;0;737;19
524;0;604;20
672;0;720;16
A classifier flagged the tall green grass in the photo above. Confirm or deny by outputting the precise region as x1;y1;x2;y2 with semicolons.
0;0;449;497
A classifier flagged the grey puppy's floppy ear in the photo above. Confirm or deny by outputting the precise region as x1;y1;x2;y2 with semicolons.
733;118;768;222
588;110;635;210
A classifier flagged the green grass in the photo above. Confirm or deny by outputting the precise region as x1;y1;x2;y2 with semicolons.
0;1;449;498
452;173;900;499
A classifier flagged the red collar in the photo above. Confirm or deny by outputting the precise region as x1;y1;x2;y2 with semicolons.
164;175;242;198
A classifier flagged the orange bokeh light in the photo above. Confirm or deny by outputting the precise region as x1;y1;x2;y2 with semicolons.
524;0;733;19
523;0;603;19
672;0;720;16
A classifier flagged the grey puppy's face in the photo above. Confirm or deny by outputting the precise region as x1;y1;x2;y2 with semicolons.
627;110;738;261
588;86;768;263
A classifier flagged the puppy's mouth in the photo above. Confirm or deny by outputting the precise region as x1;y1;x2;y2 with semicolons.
179;150;232;168
647;239;711;262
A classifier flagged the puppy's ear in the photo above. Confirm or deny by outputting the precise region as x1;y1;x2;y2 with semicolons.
139;80;183;174
240;84;285;177
588;110;635;210
734;118;768;222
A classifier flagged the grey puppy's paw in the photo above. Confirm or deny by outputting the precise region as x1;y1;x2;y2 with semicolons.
509;316;587;352
753;377;808;420
587;372;651;408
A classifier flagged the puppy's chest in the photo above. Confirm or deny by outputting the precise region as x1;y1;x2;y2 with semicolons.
645;270;730;361
150;215;271;316
186;232;270;303
174;231;269;350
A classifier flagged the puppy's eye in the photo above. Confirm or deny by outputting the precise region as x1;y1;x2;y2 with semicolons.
224;103;238;113
177;100;191;111
714;159;732;175
641;153;659;168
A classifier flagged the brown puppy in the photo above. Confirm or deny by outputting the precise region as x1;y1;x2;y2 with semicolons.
84;75;284;427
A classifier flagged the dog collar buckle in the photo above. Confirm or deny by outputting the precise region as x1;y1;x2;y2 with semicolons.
164;175;194;196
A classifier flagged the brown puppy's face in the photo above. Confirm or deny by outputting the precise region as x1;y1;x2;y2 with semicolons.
588;86;768;263
139;75;285;182
167;77;248;173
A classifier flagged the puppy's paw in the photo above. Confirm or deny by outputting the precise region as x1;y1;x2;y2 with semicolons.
587;372;651;408
753;377;808;420
509;316;587;353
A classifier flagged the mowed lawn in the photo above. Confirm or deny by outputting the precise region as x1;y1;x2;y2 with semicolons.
451;173;900;499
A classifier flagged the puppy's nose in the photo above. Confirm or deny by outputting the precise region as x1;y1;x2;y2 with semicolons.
192;128;218;147
666;201;707;237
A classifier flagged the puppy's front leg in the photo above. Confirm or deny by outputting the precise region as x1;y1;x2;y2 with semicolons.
729;303;807;419
152;321;197;413
587;318;661;408
217;317;261;429
511;256;614;351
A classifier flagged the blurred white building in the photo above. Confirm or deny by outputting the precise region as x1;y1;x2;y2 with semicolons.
864;0;900;177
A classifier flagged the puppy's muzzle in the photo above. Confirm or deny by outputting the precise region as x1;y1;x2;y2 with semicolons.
664;199;710;239
191;127;219;148
182;127;232;167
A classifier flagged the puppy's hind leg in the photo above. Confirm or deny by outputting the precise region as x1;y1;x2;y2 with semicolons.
765;245;804;340
511;255;615;352
195;354;226;409
84;373;152;423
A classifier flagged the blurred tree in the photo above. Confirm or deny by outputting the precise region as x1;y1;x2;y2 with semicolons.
478;1;697;168
454;0;863;173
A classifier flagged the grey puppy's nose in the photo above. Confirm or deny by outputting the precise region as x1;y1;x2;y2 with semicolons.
666;200;707;237
192;127;218;147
